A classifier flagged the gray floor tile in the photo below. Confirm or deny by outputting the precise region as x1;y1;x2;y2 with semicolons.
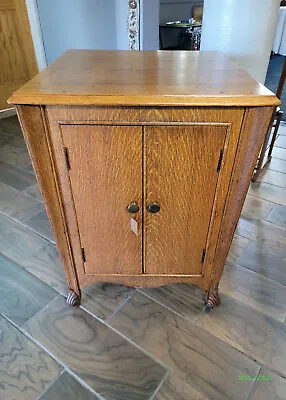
0;143;31;168
22;209;54;241
256;168;286;188
155;374;209;400
7;135;28;149
242;195;275;220
0;161;37;190
0;131;12;146
0;182;44;222
23;164;35;174
23;183;43;202
276;135;286;149
220;262;286;322
251;368;286;400
268;158;286;174
0;214;48;264
0;254;57;325
0;315;62;400
138;283;205;320
109;293;259;400
237;241;286;285
227;234;251;265
236;215;286;246
0;116;23;136
249;182;286;205
267;204;286;228
22;296;167;400
272;146;286;160
82;283;135;321
197;294;286;377
38;372;97;400
22;243;68;295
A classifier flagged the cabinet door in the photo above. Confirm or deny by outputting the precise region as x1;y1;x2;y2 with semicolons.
61;125;142;275
144;125;227;275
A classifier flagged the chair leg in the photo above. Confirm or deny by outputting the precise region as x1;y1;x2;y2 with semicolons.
268;110;283;159
252;110;276;182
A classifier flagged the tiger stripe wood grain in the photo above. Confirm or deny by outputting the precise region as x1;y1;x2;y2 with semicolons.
8;50;279;107
209;107;273;291
61;124;143;276
144;124;226;275
9;51;276;306
16;105;81;297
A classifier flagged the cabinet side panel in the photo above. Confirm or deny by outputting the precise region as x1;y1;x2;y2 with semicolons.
16;105;80;295
210;106;274;290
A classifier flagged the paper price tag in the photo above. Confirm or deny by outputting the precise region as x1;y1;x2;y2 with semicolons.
131;218;138;235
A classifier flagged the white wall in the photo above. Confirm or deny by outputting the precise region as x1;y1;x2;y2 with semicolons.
36;0;119;64
201;0;280;83
25;0;47;70
140;0;160;50
116;0;129;50
160;0;203;24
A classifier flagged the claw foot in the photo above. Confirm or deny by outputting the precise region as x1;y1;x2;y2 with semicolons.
205;288;221;309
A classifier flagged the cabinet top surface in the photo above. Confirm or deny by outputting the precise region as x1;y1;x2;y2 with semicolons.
9;50;279;107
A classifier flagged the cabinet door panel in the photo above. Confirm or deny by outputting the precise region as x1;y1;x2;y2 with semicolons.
61;125;142;275
144;125;227;275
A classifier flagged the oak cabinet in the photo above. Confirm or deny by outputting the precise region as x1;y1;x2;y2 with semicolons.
9;50;278;309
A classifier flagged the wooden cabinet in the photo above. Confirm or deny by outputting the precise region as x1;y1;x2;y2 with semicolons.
9;50;278;309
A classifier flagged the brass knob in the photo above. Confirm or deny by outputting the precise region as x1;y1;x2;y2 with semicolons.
127;202;139;214
147;203;160;214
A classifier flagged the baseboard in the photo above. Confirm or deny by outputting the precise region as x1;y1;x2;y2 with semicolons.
0;108;16;119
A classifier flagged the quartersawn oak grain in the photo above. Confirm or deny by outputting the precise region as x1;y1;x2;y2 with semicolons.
8;50;279;107
10;51;277;307
144;124;226;275
61;124;143;276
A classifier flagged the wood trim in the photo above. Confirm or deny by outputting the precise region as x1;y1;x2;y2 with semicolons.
78;273;208;290
209;106;274;290
15;0;38;77
8;93;280;107
15;105;80;296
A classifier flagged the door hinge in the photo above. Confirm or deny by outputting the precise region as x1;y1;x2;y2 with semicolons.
217;149;224;172
201;249;206;264
63;147;71;171
81;248;86;263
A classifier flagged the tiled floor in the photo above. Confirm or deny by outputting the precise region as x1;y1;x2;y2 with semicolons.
0;115;286;400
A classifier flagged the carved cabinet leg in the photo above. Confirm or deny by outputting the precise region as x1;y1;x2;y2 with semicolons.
205;288;221;309
67;289;81;307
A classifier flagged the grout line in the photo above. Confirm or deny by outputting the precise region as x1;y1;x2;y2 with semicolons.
104;291;136;324
80;300;170;374
61;369;104;400
246;365;262;400
149;370;170;400
0;210;55;244
136;288;206;321
252;177;286;190
35;370;65;400
21;207;47;223
1;310;103;400
235;260;286;289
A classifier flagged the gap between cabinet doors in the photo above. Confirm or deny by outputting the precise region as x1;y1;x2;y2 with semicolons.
55;121;232;282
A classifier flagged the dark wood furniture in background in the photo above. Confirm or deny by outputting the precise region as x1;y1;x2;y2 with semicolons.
8;50;278;309
159;23;202;50
252;57;286;181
